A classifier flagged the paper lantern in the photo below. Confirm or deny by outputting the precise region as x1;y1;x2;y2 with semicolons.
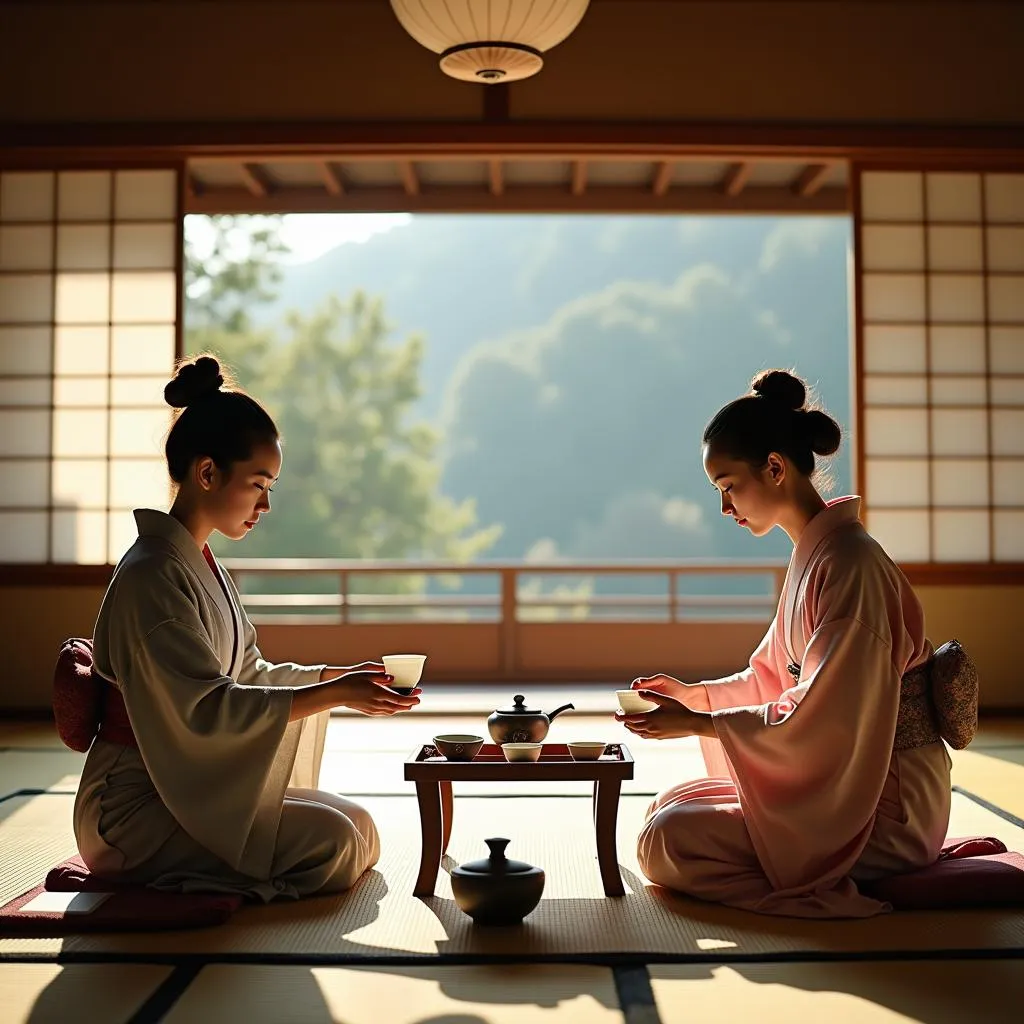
390;1;592;83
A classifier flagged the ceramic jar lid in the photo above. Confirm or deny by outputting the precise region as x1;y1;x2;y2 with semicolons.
458;838;537;876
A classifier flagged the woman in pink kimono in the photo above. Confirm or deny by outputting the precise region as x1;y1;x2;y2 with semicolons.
75;356;421;900
622;369;951;918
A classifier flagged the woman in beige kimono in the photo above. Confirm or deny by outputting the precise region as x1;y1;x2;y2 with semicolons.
621;369;951;918
74;356;421;900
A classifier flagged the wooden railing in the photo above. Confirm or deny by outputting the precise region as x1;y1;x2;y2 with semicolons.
219;558;788;682
221;558;789;625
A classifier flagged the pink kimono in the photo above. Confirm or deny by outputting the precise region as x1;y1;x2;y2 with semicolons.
638;496;952;918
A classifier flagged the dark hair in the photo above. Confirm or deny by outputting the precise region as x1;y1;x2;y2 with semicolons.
164;356;278;484
702;369;842;477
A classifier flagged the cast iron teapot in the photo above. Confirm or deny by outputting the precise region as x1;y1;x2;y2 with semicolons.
487;694;574;744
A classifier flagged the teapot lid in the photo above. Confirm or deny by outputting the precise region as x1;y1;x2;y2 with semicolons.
459;837;536;875
496;694;537;715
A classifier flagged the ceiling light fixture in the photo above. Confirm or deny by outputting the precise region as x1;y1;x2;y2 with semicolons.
389;1;592;84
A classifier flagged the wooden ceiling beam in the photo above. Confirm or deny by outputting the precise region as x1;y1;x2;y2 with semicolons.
488;160;505;196
239;162;272;198
793;162;832;197
722;162;752;197
571;160;587;196
652;161;673;196
185;183;850;216
319;161;345;196
399;160;420;196
189;151;847;167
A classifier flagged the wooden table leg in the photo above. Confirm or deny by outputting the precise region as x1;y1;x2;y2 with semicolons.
413;779;443;897
593;778;625;897
440;779;454;854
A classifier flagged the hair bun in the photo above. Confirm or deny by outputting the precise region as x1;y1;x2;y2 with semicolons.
751;369;806;410
164;356;224;409
801;409;842;457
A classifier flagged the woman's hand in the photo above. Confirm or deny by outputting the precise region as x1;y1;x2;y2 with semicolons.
334;672;421;717
616;690;714;740
630;673;685;698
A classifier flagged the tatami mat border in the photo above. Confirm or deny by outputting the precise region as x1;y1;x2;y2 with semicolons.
125;964;203;1024
953;785;1024;829
3;945;1023;969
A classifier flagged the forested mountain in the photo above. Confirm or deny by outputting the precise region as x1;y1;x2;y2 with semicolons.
239;214;851;563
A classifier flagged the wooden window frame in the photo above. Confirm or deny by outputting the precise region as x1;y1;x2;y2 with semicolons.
1;129;1022;585
853;160;1024;584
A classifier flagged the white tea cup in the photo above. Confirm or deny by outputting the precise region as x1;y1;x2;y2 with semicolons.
615;689;658;715
382;654;427;692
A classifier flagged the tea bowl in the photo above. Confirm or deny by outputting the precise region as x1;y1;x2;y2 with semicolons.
567;741;607;761
501;742;542;763
433;734;484;762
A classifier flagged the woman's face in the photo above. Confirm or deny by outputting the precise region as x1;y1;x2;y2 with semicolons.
197;439;283;542
702;443;787;538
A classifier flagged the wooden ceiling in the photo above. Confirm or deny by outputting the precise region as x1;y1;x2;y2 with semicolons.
186;154;849;215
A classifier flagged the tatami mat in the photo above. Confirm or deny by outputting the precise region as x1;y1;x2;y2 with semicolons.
649;960;1024;1024
952;748;1024;820
163;964;623;1024
0;794;78;908
2;790;1024;962
0;750;84;796
0;962;172;1024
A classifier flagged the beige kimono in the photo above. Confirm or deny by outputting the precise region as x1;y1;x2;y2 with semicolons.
74;509;379;900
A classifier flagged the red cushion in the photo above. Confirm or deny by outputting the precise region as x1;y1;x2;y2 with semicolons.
45;855;132;892
863;835;1024;910
0;884;242;935
0;856;243;935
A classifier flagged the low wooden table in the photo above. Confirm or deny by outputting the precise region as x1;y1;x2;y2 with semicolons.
403;742;635;898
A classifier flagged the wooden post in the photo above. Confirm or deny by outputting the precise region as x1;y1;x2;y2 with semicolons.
500;567;518;678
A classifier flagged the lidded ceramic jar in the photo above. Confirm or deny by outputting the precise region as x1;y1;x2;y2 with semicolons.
450;837;545;925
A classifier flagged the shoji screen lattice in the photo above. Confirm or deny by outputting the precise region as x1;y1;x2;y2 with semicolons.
858;170;1024;564
0;169;180;564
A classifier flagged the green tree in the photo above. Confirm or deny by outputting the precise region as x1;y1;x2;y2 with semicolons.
243;291;500;564
185;214;289;333
184;216;499;584
184;215;285;385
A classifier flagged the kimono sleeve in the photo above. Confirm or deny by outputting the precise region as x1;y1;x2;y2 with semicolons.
223;572;328;789
699;617;789;712
237;609;325;689
224;569;325;689
710;615;902;899
109;566;294;871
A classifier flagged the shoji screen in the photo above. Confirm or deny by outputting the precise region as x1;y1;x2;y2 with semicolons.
0;168;181;564
858;169;1024;564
